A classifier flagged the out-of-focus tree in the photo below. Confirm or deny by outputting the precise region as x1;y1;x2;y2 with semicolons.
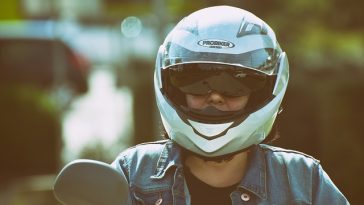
0;85;62;184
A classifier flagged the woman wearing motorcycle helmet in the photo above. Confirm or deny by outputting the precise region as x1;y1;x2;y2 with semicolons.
112;6;349;205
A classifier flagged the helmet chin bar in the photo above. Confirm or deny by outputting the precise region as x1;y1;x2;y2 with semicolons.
178;105;249;140
188;120;235;140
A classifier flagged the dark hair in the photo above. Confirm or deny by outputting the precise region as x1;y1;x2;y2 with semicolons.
262;121;280;144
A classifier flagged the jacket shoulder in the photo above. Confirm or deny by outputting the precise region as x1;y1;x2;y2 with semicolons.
112;140;171;179
259;144;320;166
258;145;349;204
117;139;170;160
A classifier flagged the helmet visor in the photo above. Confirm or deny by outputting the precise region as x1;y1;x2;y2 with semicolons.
162;44;281;75
165;63;269;97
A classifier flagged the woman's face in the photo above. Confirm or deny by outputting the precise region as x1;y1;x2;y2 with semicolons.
186;92;249;112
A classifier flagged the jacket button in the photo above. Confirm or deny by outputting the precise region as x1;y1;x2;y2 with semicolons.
240;193;250;201
155;198;163;205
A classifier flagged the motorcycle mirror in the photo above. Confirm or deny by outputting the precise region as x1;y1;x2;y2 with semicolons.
53;159;129;205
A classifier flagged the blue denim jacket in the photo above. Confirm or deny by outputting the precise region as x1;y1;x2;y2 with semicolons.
111;140;349;205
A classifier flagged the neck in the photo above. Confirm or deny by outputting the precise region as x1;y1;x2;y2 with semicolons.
184;151;249;188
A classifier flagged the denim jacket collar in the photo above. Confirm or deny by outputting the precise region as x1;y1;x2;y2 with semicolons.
151;141;183;179
150;142;267;200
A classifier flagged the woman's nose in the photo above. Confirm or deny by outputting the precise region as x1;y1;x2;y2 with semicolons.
207;91;225;105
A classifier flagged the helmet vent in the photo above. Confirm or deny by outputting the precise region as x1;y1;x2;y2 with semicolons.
177;17;199;36
236;17;268;37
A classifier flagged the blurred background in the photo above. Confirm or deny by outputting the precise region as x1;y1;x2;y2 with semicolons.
0;0;362;204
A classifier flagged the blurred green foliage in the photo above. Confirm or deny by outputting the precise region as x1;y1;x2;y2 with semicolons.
0;0;21;20
0;85;62;182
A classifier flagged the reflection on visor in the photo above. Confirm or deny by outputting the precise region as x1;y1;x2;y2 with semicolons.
166;63;268;97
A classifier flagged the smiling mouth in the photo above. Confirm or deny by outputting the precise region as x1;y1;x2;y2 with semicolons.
190;106;238;116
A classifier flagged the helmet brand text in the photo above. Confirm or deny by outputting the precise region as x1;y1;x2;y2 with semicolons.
197;39;235;49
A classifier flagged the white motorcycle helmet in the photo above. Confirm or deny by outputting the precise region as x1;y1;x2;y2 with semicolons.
154;6;289;157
